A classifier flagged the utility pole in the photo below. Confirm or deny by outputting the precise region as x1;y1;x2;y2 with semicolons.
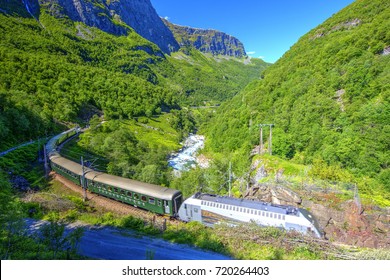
43;144;49;178
81;156;87;202
259;125;264;155
258;124;274;155
228;161;232;197
269;124;273;155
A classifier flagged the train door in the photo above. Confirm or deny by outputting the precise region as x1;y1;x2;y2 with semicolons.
173;195;182;216
193;206;202;222
188;205;202;222
163;200;170;214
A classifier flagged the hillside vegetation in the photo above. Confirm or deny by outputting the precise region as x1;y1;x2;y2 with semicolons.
204;0;389;192
0;6;268;150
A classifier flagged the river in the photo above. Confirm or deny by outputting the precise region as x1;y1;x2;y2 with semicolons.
168;134;205;171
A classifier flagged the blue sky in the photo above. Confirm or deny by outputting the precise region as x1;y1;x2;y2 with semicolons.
150;0;355;63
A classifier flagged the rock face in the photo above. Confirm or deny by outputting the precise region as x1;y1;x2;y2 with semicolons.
245;184;302;207
163;19;247;57
302;200;390;248
36;0;180;53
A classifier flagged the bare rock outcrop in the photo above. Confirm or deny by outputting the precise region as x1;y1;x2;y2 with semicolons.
302;199;390;248
163;18;247;57
38;0;179;54
245;184;302;207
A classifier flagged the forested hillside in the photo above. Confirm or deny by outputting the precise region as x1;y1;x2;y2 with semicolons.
0;5;268;150
204;0;389;189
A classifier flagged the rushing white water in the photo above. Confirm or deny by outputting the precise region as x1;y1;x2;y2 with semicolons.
168;134;205;171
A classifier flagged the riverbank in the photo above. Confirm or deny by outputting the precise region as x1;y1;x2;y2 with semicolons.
168;134;205;171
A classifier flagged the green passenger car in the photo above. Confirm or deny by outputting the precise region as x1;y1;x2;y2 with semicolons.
49;153;183;217
50;155;83;185
85;171;182;216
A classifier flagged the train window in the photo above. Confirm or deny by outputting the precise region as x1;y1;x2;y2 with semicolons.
278;214;281;220
108;187;112;192
134;194;139;200
114;188;118;193
194;208;198;213
127;192;132;197
158;200;161;206
266;213;269;217
282;215;285;220
120;190;125;195
262;212;265;216
149;198;155;204
141;196;147;202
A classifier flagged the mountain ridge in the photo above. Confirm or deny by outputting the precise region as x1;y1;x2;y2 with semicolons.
163;18;247;57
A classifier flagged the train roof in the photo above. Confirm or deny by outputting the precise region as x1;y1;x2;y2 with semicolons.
193;193;299;216
50;154;86;176
85;170;181;200
45;128;77;156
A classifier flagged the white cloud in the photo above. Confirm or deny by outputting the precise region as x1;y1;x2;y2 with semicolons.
164;16;170;20
258;56;265;59
247;51;256;55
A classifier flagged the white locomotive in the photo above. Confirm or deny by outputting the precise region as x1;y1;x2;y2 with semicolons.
178;193;322;238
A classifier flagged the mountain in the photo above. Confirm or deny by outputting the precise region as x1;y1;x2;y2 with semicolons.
1;0;179;53
163;18;247;57
0;1;269;150
204;0;389;187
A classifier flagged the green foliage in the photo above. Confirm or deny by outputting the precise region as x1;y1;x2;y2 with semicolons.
0;7;268;148
204;0;390;195
62;117;181;184
163;221;227;254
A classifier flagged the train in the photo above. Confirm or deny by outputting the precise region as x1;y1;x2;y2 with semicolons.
45;129;322;238
178;193;322;238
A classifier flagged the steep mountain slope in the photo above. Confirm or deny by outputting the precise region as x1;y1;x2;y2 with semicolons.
163;19;247;57
1;0;180;53
0;2;269;150
204;0;389;186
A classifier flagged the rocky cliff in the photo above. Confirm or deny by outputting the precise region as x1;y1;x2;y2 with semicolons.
2;0;179;53
163;19;247;57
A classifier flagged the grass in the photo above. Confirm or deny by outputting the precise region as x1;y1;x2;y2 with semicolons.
129;115;181;150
